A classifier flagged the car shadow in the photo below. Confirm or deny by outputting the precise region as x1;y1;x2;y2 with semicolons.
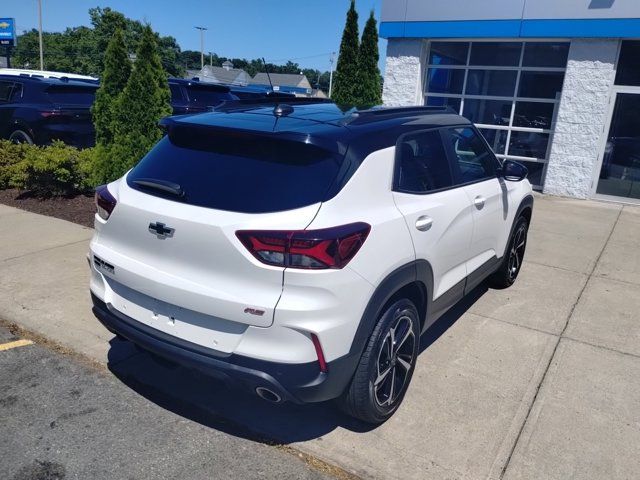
106;283;488;444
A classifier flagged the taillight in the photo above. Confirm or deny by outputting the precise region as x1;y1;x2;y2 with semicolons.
95;185;117;220
236;222;371;270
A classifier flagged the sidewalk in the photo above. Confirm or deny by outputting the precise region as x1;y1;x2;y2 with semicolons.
1;195;639;480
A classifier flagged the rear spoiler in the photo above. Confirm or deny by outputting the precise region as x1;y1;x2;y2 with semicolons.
157;112;346;155
212;97;333;113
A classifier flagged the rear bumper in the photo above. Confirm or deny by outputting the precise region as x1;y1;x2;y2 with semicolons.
91;293;358;404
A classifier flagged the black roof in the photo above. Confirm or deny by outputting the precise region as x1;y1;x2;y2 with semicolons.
158;101;473;202
162;100;470;148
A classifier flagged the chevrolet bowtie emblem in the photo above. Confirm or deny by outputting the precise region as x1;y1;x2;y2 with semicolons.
148;222;174;239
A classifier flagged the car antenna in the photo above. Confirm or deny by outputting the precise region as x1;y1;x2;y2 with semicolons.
262;57;274;93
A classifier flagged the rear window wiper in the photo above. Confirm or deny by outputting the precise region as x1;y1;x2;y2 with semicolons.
132;178;184;197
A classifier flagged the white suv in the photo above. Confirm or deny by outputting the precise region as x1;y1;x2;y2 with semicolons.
90;101;533;424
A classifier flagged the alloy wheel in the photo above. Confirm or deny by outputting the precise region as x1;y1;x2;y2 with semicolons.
508;223;527;281
9;130;33;145
374;314;416;407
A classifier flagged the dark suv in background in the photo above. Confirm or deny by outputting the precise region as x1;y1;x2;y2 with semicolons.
168;78;239;114
0;74;293;146
0;74;98;147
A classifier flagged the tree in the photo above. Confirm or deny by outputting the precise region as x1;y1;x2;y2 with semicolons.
13;8;183;77
356;11;382;107
332;0;359;105
92;28;131;146
105;25;171;181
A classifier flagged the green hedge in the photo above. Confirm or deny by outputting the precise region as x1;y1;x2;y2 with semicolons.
0;140;98;196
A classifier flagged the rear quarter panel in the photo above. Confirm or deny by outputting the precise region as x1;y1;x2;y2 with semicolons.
275;146;416;361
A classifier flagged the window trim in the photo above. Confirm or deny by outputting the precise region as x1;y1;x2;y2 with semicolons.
392;125;501;196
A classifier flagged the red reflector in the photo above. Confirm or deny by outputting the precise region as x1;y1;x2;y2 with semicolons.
310;333;328;373
236;222;370;270
95;185;117;220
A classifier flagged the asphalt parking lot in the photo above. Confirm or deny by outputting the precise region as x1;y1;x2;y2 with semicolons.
1;194;639;479
0;325;341;480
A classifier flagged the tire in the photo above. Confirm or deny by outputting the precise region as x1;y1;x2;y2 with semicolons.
490;216;529;289
9;129;34;145
340;298;420;424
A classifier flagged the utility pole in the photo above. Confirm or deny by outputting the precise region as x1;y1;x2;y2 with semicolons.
209;52;212;67
194;26;207;71
38;0;44;70
328;51;336;98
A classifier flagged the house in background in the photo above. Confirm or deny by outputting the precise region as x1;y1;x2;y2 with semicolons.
185;61;250;86
250;73;312;96
380;0;640;203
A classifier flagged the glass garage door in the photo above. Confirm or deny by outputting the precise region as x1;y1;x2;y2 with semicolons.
424;41;570;189
596;41;640;201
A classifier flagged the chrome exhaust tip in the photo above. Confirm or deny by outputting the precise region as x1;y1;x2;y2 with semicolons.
255;386;282;403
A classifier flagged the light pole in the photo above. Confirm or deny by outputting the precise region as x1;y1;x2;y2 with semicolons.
328;51;336;98
37;0;44;70
194;26;207;71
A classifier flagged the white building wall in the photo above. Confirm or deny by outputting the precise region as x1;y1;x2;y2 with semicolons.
382;39;424;107
543;39;618;198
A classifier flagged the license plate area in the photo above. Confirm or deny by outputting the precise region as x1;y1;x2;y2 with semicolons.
105;278;247;354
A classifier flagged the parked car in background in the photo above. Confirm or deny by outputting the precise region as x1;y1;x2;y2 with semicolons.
168;78;238;114
228;84;295;100
0;73;98;147
0;68;99;83
90;100;533;424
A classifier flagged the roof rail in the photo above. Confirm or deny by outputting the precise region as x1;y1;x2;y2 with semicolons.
212;97;333;113
345;105;455;125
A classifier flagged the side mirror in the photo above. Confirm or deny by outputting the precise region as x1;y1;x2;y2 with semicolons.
501;160;528;182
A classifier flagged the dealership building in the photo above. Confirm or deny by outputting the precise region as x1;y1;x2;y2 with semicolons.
380;0;640;202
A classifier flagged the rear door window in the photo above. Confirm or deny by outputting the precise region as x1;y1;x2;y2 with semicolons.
169;84;184;101
10;83;23;100
127;131;344;213
446;127;499;185
394;129;453;194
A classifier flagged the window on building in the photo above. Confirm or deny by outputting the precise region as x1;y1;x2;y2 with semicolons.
424;41;570;189
615;41;640;87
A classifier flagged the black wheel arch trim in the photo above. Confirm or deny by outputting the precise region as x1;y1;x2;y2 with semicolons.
8;120;36;141
502;194;534;259
348;260;434;359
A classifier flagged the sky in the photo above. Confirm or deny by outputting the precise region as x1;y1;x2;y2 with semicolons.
4;0;387;73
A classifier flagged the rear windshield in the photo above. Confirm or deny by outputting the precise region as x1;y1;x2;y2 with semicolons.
45;85;97;105
127;130;343;213
185;86;234;106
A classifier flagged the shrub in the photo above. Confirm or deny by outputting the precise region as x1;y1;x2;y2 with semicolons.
0;141;97;197
0;140;29;189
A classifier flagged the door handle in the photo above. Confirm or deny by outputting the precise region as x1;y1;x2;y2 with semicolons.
474;196;486;210
415;215;433;232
